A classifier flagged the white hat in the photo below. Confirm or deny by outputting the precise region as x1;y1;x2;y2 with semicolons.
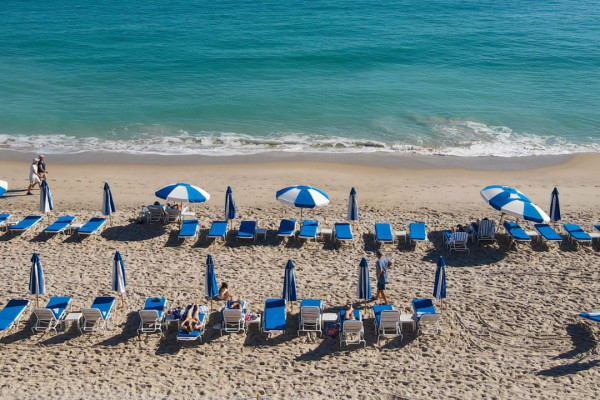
33;158;39;162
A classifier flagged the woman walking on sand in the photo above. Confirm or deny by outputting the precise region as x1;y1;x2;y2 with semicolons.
27;158;42;195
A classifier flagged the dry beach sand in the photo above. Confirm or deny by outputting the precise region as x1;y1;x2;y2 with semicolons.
1;153;600;399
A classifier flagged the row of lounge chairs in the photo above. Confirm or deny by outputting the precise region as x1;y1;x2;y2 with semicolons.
0;214;108;241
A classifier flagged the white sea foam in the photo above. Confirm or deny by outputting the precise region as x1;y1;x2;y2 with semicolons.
0;121;598;157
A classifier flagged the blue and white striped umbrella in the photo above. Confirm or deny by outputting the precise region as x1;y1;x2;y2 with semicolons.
433;257;447;301
356;257;371;301
481;185;531;211
276;185;329;209
205;254;218;298
111;251;126;293
224;186;237;221
155;183;210;203
347;187;359;222
0;180;7;197
102;182;116;216
282;259;297;303
499;199;550;223
39;180;53;214
549;187;561;223
29;253;45;307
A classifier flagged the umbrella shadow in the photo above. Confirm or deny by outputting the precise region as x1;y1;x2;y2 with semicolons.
0;189;29;198
420;230;509;267
93;311;139;347
102;220;166;242
537;359;600;377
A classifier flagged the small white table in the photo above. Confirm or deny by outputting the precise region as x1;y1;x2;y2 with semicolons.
321;312;339;329
400;314;415;331
320;229;333;241
64;312;83;330
590;232;600;244
255;228;267;240
182;211;196;220
164;314;180;330
395;231;407;243
525;231;540;242
246;314;261;332
1;221;17;231
66;224;83;234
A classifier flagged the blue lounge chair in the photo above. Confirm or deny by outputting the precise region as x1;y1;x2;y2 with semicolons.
411;298;441;335
177;304;207;342
237;220;257;242
262;299;286;335
534;224;562;245
81;297;116;334
579;312;600;324
298;220;319;242
374;223;395;246
277;219;298;241
0;299;30;336
298;299;322;336
9;215;43;237
207;221;229;242
593;225;600;244
339;308;365;347
221;300;248;336
44;216;76;236
178;219;199;241
32;296;72;334
409;222;428;245
373;304;402;343
334;222;353;244
503;222;531;247
78;217;107;241
563;224;592;246
0;213;11;231
138;297;168;335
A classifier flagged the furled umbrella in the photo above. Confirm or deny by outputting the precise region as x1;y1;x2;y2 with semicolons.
112;251;127;308
282;259;297;313
224;186;237;224
549;187;561;227
39;180;53;222
433;256;447;313
0;180;7;197
29;253;45;308
205;254;218;312
276;185;329;220
356;257;371;314
102;182;116;226
347;187;359;229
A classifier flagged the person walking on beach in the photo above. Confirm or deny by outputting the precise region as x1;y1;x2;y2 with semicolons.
37;154;49;180
27;158;42;195
373;249;393;305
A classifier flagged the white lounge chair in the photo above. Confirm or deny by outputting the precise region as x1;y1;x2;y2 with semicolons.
444;231;470;253
471;219;497;245
220;300;248;336
411;298;442;336
339;309;365;347
147;205;165;223
138;297;168;336
80;297;115;334
373;305;402;343
298;299;322;337
32;296;72;334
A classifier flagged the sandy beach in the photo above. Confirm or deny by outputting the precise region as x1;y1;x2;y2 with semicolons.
1;152;600;399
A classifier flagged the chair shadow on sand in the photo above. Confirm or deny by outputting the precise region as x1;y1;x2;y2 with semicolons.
92;311;140;347
102;219;167;242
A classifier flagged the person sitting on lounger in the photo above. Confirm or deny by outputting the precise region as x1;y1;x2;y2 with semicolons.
228;299;244;310
181;304;202;333
214;283;231;301
343;302;355;320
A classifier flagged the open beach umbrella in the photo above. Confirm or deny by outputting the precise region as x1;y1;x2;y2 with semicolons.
112;251;126;308
433;257;447;313
205;254;218;312
481;185;549;223
39;180;54;220
347;187;359;228
102;182;116;226
0;180;7;197
356;257;371;314
480;185;531;206
282;259;297;312
224;186;237;221
29;253;45;308
276;185;329;219
155;183;210;203
498;199;550;223
549;187;561;225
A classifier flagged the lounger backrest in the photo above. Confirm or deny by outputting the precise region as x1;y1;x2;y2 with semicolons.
419;314;441;323
335;223;352;239
165;209;181;222
278;219;297;234
11;216;42;230
375;223;392;237
479;220;495;238
343;320;363;333
300;220;319;236
223;309;243;322
139;310;159;321
453;232;468;243
239;221;256;235
33;308;57;321
0;214;10;223
180;220;198;236
380;310;401;325
81;308;104;321
208;221;228;236
301;306;321;322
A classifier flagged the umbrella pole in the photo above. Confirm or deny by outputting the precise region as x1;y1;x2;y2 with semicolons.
121;293;124;309
440;299;443;314
110;215;113;227
210;298;213;313
36;294;39;308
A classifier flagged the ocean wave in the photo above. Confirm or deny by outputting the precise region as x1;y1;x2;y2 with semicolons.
0;121;598;157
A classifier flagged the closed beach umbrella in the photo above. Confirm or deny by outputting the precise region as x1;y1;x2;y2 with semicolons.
347;187;359;228
39;180;54;219
433;256;447;313
205;254;218;312
276;185;329;219
0;180;7;197
155;183;210;203
102;182;116;226
549;187;561;224
112;251;126;308
224;186;237;221
29;253;45;307
356;257;371;313
282;259;297;312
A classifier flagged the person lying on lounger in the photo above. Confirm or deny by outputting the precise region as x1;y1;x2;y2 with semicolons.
180;304;203;333
343;302;355;320
228;299;243;310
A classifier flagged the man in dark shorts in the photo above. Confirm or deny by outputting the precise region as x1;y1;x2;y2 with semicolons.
373;249;393;305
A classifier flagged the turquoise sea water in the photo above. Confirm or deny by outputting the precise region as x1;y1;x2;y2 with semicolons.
0;0;599;157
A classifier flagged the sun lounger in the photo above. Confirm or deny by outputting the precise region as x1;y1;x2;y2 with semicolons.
503;222;531;247
138;297;168;336
178;219;199;241
409;222;428;246
277;219;298;241
177;304;207;342
0;300;30;336
444;231;470;253
471;219;497;245
298;299;322;337
298;220;319;242
236;220;257;242
534;224;562;245
221;300;248;336
164;209;182;224
207;221;229;242
373;305;402;343
9;215;43;237
374;223;395;246
262;298;286;336
411;298;441;336
32;296;72;334
80;297;115;334
147;205;165;223
579;312;600;325
339;308;365;347
563;224;592;246
44;216;76;236
334;223;353;244
78;217;107;241
0;214;11;231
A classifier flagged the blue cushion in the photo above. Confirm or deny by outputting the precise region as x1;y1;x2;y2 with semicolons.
10;215;42;230
563;224;592;240
300;299;322;308
264;299;286;331
580;313;600;323
45;296;71;319
375;223;393;241
44;216;76;233
299;220;319;238
409;223;427;241
339;309;361;328
90;297;115;319
79;218;106;234
373;304;393;325
412;298;436;318
534;224;562;241
238;221;256;238
208;221;228;238
503;222;531;241
277;219;297;235
335;223;353;240
0;300;29;331
595;225;600;233
144;297;166;319
0;214;10;223
179;220;198;237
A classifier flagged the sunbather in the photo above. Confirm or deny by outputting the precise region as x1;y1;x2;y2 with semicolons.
343;302;356;320
214;282;231;301
181;304;203;334
228;300;243;310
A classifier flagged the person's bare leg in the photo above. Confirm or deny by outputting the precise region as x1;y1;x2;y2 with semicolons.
192;304;200;319
381;290;388;305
